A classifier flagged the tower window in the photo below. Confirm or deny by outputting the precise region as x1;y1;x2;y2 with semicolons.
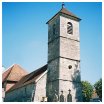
68;65;72;69
67;22;73;34
53;24;56;35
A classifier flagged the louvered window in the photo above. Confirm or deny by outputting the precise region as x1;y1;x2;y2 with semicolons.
67;22;73;34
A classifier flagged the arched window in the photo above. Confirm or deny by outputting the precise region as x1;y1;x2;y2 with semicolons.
53;24;56;35
67;22;73;34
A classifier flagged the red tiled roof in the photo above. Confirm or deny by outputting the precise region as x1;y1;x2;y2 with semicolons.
46;7;81;24
7;65;47;92
2;64;28;83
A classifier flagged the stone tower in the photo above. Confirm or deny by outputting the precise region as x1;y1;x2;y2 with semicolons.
46;5;82;102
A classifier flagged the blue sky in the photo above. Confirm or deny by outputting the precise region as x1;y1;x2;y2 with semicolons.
2;2;102;85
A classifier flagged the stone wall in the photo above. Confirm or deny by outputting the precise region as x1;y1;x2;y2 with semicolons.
47;16;60;102
5;83;35;102
60;38;80;60
47;58;59;81
59;58;81;82
48;38;59;61
60;15;80;41
59;58;82;102
48;16;60;62
46;58;59;102
34;72;47;102
58;15;82;101
59;80;82;102
47;12;82;102
48;15;60;42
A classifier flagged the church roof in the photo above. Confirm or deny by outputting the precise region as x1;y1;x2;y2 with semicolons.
2;64;28;83
7;65;47;92
46;7;81;24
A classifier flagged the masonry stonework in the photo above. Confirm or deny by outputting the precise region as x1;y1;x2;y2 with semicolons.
5;83;35;102
46;7;82;102
34;73;47;101
60;15;80;41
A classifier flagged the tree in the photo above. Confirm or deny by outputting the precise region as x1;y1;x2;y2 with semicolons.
94;78;102;100
81;81;93;102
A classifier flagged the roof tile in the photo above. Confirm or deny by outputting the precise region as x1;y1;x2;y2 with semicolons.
2;64;28;83
46;7;81;24
7;65;47;92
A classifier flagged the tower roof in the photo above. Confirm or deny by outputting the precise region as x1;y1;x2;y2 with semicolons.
46;7;81;24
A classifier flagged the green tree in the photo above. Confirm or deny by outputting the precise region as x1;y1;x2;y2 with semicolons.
94;78;102;100
81;81;93;102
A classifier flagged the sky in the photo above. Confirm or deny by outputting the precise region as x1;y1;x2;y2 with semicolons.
2;2;102;85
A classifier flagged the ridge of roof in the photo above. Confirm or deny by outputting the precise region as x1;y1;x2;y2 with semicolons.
46;7;81;24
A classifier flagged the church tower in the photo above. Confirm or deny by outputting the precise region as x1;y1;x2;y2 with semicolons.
46;4;82;102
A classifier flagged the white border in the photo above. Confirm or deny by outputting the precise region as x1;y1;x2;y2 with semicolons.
102;1;104;103
1;0;103;2
1;0;103;103
0;1;2;103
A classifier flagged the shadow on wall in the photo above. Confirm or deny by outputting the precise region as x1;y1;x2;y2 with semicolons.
71;63;82;102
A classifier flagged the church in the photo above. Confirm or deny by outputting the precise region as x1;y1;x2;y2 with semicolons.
2;4;82;102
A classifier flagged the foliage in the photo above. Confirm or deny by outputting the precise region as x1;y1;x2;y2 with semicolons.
81;81;93;102
94;78;102;100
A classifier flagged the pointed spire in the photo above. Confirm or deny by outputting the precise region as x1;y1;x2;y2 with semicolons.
62;2;65;8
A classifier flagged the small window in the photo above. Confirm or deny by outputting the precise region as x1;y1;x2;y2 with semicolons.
67;22;73;34
53;24;56;35
68;65;72;69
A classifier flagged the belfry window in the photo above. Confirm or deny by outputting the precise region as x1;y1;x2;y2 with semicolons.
53;24;56;35
67;22;73;34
